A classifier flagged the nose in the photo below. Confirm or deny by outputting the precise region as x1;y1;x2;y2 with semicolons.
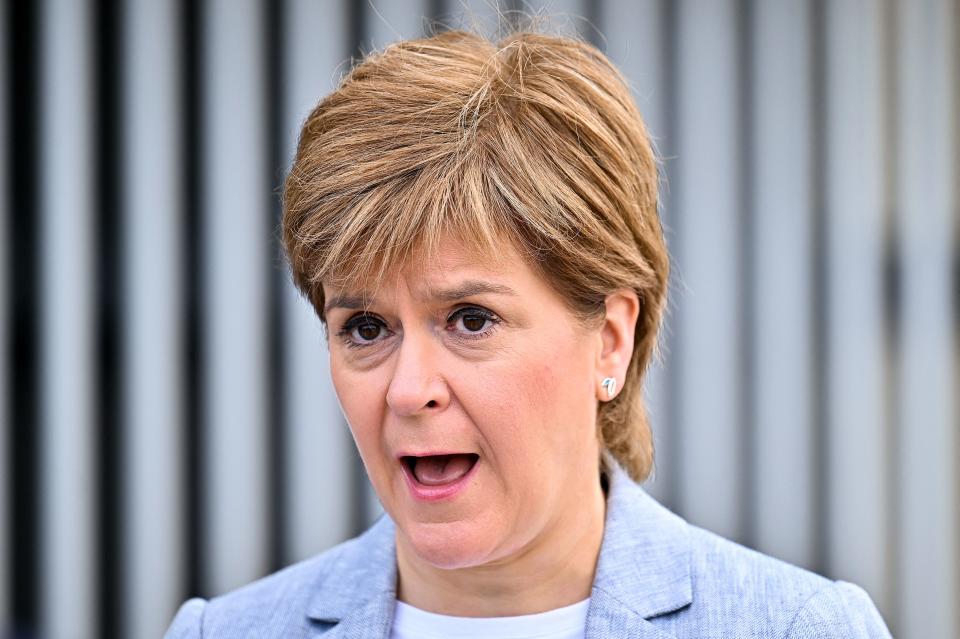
385;331;450;417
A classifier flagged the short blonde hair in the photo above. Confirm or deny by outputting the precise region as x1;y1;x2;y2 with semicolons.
282;28;669;483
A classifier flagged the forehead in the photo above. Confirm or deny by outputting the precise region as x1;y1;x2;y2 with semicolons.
321;233;539;310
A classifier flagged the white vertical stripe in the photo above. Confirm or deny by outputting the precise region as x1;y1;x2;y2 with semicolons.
600;0;668;176
123;0;184;635
750;0;816;569
446;2;589;41
282;0;355;562
673;0;743;541
529;0;588;37
0;0;8;627
824;0;891;612
203;0;270;593
603;0;673;503
367;0;429;51
450;0;513;33
895;1;958;636
359;0;429;528
39;0;98;637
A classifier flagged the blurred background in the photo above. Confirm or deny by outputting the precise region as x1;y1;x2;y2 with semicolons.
2;0;957;637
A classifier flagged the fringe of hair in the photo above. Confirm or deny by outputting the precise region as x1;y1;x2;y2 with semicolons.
283;27;670;483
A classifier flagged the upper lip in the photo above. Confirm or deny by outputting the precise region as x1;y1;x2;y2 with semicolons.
396;451;478;460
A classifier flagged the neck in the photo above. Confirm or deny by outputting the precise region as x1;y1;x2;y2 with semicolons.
394;469;608;617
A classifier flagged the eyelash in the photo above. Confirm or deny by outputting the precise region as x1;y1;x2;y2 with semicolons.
335;307;501;350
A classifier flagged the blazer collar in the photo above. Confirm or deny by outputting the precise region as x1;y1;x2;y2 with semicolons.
305;512;398;637
590;449;693;618
584;450;692;638
306;451;692;637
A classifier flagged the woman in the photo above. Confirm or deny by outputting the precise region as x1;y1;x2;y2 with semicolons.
166;28;892;638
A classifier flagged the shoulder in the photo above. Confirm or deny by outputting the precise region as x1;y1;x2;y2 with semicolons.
162;535;355;639
665;523;891;638
687;523;828;605
784;579;892;639
594;458;893;637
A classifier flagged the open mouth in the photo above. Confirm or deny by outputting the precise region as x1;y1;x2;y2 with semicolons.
401;453;480;487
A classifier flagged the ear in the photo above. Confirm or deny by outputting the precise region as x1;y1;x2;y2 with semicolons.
595;289;640;400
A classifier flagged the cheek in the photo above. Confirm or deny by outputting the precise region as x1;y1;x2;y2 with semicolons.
330;359;387;460
469;333;596;474
526;352;596;450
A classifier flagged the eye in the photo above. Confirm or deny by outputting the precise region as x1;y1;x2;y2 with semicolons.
448;306;500;339
336;314;390;348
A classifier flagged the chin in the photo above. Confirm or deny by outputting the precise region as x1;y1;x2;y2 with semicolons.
402;518;500;570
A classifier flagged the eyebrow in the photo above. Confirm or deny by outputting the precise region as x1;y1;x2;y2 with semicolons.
323;279;519;314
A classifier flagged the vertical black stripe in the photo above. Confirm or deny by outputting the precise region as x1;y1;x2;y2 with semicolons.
954;0;960;332
738;0;757;550
950;2;960;634
6;0;40;633
879;0;901;622
809;0;830;578
348;0;367;62
423;0;451;36
181;0;206;599
583;0;603;48
953;4;960;632
661;0;681;516
266;0;287;572
426;0;447;33
95;0;124;635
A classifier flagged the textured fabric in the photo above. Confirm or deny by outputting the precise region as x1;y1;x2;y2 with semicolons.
389;597;589;638
163;451;893;638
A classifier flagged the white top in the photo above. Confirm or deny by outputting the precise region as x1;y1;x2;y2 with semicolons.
389;597;590;639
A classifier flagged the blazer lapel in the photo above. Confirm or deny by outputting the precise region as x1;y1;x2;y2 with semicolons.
584;590;678;639
315;590;396;639
585;451;694;638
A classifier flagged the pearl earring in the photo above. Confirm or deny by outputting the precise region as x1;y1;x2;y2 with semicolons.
601;377;617;399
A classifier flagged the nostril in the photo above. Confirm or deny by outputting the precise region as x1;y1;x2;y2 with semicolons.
426;400;437;408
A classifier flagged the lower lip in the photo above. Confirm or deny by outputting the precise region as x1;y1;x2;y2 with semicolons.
401;457;479;502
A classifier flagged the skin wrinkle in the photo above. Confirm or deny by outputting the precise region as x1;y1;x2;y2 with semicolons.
323;280;520;316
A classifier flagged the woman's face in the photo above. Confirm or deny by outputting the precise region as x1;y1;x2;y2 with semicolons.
322;235;606;570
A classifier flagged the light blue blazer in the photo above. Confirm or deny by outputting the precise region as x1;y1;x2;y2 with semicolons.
165;452;892;638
